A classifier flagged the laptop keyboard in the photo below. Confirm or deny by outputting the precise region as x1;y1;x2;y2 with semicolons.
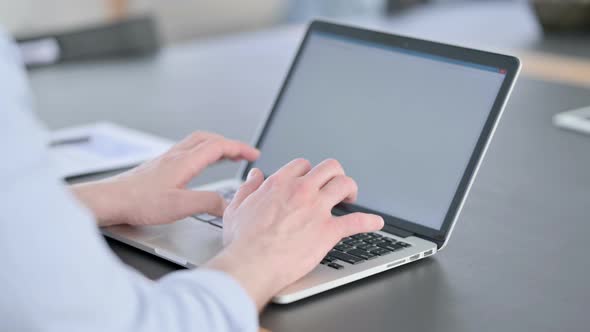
322;233;411;269
193;187;411;270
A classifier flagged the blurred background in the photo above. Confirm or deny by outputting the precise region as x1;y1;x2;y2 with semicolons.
1;0;588;44
1;0;420;43
2;0;590;67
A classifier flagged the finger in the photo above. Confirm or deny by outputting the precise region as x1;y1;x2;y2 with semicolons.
333;213;384;239
270;158;312;180
231;168;264;208
303;158;345;189
184;139;260;176
172;131;223;152
172;190;227;218
320;175;358;207
226;139;260;161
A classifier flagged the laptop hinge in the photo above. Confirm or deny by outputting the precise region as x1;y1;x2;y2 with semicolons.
382;223;414;238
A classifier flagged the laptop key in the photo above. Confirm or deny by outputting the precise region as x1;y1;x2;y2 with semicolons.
351;233;371;240
370;248;392;256
329;250;365;264
364;237;384;244
347;249;378;260
343;239;364;246
376;242;402;251
357;243;376;251
334;244;353;252
327;262;343;270
392;243;405;250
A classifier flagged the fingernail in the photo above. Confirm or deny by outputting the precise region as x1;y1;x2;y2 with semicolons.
247;168;258;180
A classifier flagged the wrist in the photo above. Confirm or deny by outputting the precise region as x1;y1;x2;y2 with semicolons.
204;244;286;311
71;180;131;227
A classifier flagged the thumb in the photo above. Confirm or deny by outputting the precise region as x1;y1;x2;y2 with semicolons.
334;213;385;239
174;190;227;217
231;168;264;208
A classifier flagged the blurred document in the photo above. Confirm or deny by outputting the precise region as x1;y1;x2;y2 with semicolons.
49;122;173;178
18;38;61;66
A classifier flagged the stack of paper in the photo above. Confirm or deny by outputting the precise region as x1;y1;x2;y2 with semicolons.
49;122;173;178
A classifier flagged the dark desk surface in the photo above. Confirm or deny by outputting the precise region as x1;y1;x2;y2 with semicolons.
29;10;590;332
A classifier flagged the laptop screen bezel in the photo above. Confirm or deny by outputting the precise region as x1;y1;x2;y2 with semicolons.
241;20;520;248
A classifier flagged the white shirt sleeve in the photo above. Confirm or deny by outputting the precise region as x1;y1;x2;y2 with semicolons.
0;29;258;332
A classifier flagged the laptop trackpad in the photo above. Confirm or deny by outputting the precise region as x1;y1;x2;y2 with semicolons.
142;218;224;266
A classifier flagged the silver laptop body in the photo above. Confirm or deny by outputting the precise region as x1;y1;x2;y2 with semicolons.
103;20;520;304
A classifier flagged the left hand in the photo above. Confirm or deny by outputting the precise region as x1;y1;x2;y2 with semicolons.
71;132;260;227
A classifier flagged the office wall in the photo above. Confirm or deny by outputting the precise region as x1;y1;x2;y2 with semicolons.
132;0;287;42
0;0;107;35
0;0;286;42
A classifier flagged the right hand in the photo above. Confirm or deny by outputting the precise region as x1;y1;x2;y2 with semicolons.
204;158;384;310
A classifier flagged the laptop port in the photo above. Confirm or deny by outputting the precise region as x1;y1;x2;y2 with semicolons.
423;249;434;257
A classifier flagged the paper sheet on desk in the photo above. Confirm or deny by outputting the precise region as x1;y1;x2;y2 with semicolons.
49;122;173;179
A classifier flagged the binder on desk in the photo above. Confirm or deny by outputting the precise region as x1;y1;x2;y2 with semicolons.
17;16;159;68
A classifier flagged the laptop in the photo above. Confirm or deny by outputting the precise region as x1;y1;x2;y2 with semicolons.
103;21;520;304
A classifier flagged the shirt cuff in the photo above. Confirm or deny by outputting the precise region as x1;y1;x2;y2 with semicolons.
192;269;259;331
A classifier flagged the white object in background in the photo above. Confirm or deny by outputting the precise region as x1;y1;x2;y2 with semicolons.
18;38;61;66
553;106;590;136
49;122;173;178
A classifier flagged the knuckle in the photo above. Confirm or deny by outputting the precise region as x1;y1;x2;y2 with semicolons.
203;136;222;145
324;158;343;171
263;174;281;188
301;159;312;170
289;180;315;205
294;157;311;167
200;139;223;152
328;175;356;192
344;176;358;191
188;131;205;141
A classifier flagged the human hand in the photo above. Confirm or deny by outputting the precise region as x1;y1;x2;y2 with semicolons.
204;158;384;310
71;132;259;227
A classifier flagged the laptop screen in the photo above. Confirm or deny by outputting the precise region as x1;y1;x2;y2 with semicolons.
249;30;507;232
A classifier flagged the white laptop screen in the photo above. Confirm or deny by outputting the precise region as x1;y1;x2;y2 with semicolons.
250;30;506;231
